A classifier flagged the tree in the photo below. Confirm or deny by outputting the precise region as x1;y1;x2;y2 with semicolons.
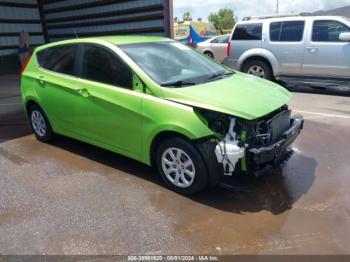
183;12;193;21
208;8;235;31
197;17;202;22
174;17;178;23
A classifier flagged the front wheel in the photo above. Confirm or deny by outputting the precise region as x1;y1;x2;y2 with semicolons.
243;60;273;80
156;137;208;195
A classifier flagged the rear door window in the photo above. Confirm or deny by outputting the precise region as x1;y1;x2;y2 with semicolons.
37;45;78;76
312;20;350;42
270;21;305;41
81;45;133;89
232;23;263;40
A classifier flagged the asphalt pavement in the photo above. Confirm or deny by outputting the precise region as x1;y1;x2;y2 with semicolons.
1;75;350;255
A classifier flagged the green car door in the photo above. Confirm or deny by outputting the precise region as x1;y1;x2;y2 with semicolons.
75;44;143;158
35;44;84;134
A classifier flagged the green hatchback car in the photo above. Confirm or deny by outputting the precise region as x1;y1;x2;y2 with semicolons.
20;36;304;195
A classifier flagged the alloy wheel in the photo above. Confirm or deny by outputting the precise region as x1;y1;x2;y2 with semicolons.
31;110;47;137
247;65;265;78
161;147;196;188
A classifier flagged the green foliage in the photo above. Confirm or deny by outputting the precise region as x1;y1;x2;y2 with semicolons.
208;8;235;30
183;12;193;21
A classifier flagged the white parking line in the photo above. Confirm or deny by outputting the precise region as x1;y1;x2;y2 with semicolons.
294;110;350;119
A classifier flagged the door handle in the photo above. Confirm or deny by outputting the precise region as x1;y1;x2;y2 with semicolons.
306;46;318;52
76;88;90;98
38;76;46;87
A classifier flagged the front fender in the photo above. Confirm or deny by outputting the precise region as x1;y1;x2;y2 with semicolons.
238;48;279;76
140;95;214;165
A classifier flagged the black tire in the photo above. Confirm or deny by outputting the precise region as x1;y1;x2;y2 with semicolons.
28;104;54;142
243;60;274;80
204;51;214;59
155;137;208;195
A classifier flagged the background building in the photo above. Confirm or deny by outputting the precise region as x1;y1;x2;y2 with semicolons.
0;0;173;74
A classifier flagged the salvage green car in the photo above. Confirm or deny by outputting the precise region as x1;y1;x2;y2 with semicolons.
20;36;304;195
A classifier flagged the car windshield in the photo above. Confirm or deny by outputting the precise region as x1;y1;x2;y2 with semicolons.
119;41;233;87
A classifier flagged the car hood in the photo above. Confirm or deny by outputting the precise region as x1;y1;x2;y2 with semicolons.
161;72;292;120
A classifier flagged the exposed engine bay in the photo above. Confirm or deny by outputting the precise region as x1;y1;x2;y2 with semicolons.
214;118;245;175
196;105;303;177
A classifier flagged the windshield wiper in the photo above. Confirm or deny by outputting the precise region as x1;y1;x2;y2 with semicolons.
161;71;234;87
161;80;197;87
206;71;234;81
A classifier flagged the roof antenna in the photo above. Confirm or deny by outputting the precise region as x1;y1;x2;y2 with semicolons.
73;28;79;39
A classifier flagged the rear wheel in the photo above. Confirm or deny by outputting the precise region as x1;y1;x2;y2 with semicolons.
28;105;54;142
243;60;273;80
156;137;208;195
204;51;214;59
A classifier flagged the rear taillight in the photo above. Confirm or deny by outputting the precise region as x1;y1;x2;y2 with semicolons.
20;54;32;77
226;42;231;57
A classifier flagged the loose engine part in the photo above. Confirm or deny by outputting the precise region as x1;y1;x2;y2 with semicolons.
214;118;245;175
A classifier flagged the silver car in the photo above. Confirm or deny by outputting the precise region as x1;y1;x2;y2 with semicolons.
196;34;230;62
223;14;350;86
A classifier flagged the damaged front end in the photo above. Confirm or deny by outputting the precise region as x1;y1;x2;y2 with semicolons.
195;106;304;185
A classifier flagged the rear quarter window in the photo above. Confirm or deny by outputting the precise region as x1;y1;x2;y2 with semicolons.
232;23;263;40
36;45;78;76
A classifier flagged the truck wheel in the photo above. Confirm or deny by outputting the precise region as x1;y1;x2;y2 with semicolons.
156;137;208;195
28;105;54;142
243;60;273;80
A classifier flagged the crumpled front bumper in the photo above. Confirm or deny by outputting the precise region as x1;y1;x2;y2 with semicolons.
246;115;304;176
197;115;304;185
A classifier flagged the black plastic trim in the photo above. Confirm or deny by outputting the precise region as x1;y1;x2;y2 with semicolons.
247;115;304;176
196;137;225;186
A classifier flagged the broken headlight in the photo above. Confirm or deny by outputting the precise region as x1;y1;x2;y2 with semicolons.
209;119;228;136
195;108;245;175
194;108;230;136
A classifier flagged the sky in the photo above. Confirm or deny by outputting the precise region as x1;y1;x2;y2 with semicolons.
173;0;350;21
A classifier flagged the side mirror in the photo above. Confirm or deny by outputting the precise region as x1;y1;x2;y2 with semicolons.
339;32;350;42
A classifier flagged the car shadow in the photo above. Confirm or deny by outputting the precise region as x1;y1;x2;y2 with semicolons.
50;135;317;215
190;154;317;215
49;135;164;185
